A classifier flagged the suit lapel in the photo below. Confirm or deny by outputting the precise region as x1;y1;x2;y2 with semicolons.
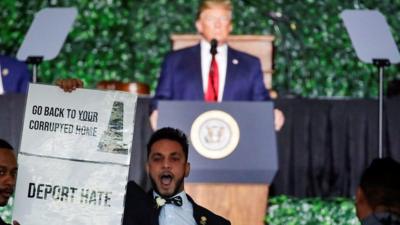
189;44;204;100
187;194;201;225
147;191;161;225
223;47;238;101
188;193;213;225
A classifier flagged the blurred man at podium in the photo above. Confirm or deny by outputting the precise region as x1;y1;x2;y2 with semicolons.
150;0;284;130
56;0;284;130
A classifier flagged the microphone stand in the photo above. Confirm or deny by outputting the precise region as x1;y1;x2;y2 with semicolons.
26;56;43;83
373;59;390;158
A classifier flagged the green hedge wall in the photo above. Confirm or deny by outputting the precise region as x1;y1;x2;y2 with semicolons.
266;196;360;225
1;0;399;97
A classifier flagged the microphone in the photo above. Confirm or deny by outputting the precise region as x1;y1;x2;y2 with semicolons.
210;39;218;55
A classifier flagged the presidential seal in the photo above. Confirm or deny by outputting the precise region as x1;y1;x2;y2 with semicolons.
190;110;240;159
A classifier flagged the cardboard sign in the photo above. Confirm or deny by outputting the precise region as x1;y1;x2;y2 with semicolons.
13;84;137;225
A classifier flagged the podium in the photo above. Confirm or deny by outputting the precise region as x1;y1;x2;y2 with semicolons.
158;101;278;225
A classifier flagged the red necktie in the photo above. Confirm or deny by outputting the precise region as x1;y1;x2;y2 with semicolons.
205;55;219;102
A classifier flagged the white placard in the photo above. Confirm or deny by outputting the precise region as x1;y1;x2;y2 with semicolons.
12;83;137;225
20;83;136;165
13;155;128;225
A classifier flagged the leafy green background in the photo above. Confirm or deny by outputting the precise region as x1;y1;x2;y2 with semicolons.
266;196;360;225
1;0;399;96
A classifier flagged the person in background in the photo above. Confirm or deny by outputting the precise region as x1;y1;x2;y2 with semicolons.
355;157;400;225
150;0;284;130
0;139;19;225
55;0;285;131
0;55;31;94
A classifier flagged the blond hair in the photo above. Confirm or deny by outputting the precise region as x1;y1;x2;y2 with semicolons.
196;0;233;19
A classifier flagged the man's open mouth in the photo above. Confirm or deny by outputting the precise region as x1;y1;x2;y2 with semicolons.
160;173;173;186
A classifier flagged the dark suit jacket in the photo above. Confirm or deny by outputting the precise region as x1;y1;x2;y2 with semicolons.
186;194;231;225
152;44;270;109
123;181;154;225
0;55;31;94
123;181;231;225
0;217;9;225
360;212;400;225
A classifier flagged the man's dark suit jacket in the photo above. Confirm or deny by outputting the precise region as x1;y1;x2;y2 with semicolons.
0;217;9;225
0;55;31;94
152;44;270;109
123;181;231;225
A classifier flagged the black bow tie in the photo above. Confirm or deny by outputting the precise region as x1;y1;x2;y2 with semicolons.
166;196;183;206
156;196;183;207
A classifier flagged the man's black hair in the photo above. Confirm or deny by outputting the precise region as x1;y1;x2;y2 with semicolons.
147;127;189;160
359;157;400;210
0;139;14;150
